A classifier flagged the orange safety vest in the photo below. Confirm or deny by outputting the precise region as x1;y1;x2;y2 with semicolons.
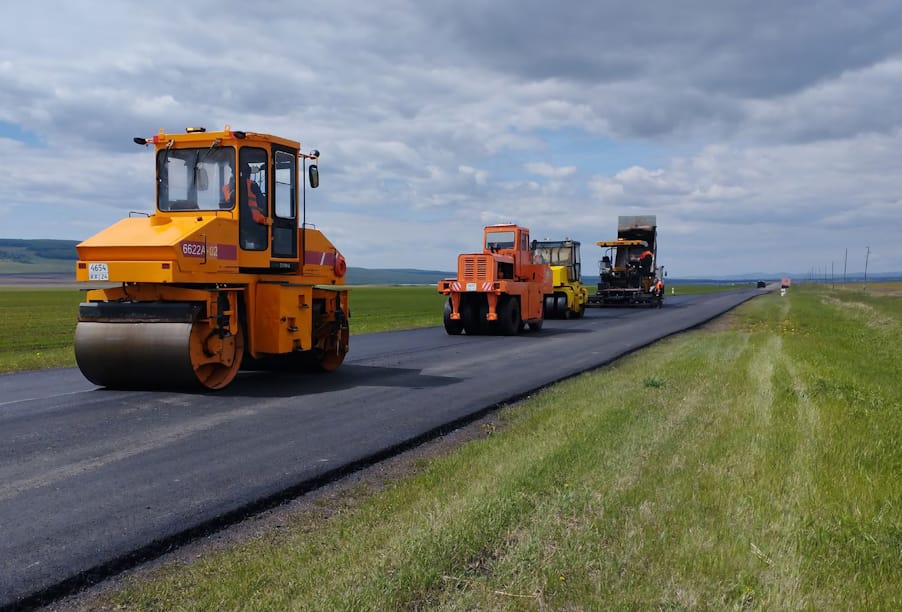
223;179;266;224
640;250;653;260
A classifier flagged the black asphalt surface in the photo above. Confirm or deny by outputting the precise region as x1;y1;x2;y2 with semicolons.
0;288;768;609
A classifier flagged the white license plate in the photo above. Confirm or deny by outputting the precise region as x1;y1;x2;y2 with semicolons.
88;263;109;281
465;282;477;291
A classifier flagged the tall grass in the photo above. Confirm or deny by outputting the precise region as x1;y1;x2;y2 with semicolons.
95;285;901;609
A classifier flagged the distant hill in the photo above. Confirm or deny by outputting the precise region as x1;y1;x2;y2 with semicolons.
1;239;896;284
0;239;451;285
0;239;79;273
345;267;450;285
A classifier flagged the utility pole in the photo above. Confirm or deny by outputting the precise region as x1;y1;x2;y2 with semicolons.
843;248;848;285
831;261;834;289
864;246;870;290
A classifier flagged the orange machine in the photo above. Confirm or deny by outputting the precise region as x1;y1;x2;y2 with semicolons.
438;224;552;335
74;126;348;390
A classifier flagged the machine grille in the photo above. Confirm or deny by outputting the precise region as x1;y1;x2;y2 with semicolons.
461;256;490;280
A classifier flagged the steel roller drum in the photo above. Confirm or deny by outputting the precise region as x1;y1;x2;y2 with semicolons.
75;322;202;389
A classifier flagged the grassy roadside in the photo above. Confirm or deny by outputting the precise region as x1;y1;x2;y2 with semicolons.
0;284;735;374
89;284;901;609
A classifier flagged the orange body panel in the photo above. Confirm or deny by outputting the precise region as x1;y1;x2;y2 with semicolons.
438;224;552;325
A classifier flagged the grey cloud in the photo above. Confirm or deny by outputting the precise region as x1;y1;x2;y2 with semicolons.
2;0;902;275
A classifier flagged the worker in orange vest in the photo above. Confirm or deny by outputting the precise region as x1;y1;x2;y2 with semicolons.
639;249;654;273
222;164;266;224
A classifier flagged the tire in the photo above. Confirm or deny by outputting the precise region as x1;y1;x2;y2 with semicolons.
461;300;480;335
498;296;521;336
543;295;555;318
528;318;544;332
443;300;463;335
477;300;491;334
576;304;586;318
555;295;569;319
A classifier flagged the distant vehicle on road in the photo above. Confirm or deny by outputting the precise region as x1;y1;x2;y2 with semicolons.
757;280;766;288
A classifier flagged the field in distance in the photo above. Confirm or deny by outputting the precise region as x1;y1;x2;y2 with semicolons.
0;284;747;374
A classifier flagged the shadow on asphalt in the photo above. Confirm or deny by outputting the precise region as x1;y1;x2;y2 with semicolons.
219;364;462;398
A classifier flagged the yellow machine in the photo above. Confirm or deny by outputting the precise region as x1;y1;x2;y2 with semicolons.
74;126;349;390
532;239;589;318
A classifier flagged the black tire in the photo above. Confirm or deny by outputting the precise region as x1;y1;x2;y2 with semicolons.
543;295;555;318
576;304;586;318
461;300;480;335
443;300;463;335
477;300;491;334
498;296;521;336
555;294;569;319
529;318;544;332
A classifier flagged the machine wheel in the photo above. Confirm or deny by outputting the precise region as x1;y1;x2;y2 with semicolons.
528;319;544;332
498;296;521;336
190;320;245;389
443;300;463;335
461;301;481;335
575;304;586;318
316;326;349;372
555;295;569;319
477;300;492;334
75;318;245;390
543;295;555;318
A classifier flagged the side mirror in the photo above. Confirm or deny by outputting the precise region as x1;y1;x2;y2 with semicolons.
195;167;209;191
308;164;319;189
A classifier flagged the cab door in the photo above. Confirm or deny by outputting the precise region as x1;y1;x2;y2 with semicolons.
270;148;298;262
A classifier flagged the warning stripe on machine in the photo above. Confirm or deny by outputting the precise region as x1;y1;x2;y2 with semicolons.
449;281;494;292
304;250;336;266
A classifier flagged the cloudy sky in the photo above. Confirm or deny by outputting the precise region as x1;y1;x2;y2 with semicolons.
2;0;901;277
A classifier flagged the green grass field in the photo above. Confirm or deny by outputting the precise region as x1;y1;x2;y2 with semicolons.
74;283;901;609
0;289;84;372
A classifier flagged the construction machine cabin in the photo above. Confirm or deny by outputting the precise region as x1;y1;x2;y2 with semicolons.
532;238;589;319
74;126;349;390
589;215;664;308
438;224;552;335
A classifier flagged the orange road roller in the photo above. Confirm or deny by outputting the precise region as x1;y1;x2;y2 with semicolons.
75;126;349;390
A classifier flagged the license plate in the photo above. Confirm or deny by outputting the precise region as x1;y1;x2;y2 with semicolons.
466;282;477;291
88;263;109;281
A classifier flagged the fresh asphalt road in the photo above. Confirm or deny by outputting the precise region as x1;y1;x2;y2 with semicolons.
0;288;768;608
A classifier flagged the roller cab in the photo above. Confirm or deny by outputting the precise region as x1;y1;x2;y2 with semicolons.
532;239;589;319
75;126;349;390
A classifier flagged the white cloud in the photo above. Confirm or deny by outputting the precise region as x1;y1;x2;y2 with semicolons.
0;1;900;276
524;162;577;178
